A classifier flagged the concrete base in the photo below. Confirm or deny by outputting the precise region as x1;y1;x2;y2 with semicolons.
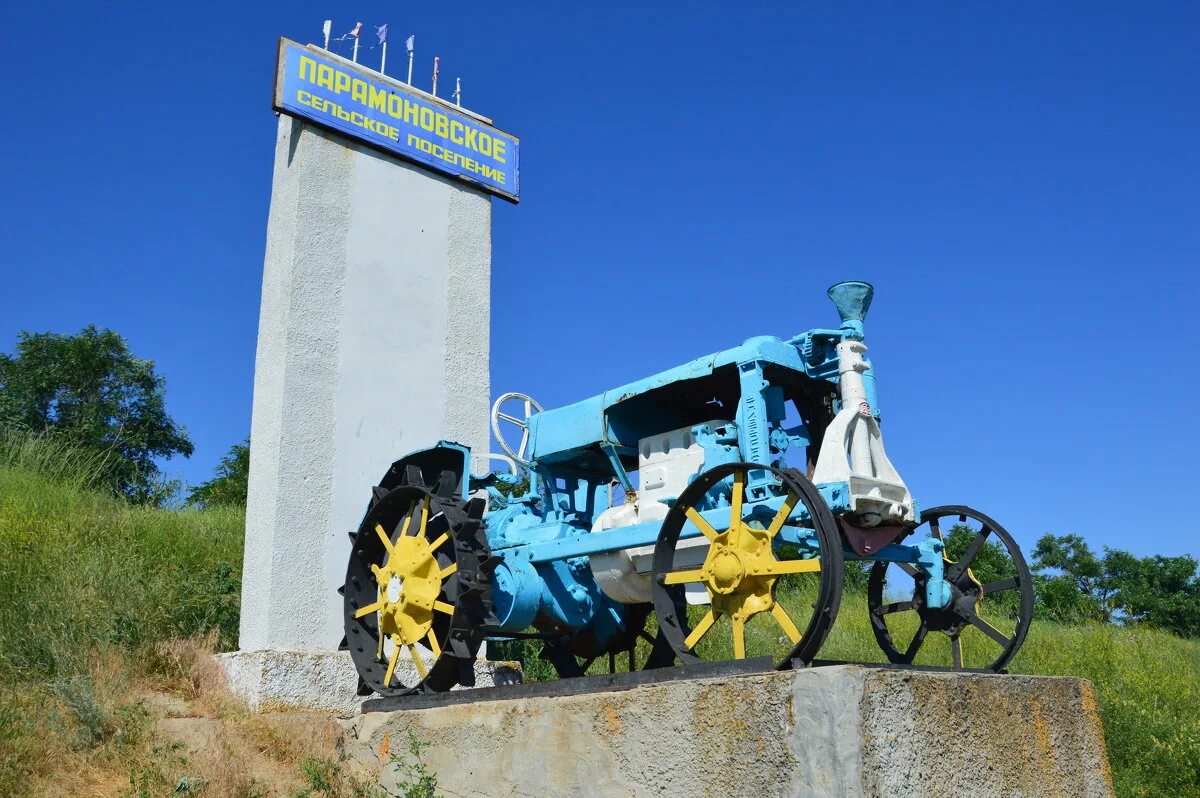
218;651;521;715
341;666;1114;798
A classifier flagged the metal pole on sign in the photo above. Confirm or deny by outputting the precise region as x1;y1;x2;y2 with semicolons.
454;77;461;106
352;35;360;63
322;19;332;49
406;35;415;85
381;40;388;74
432;56;440;96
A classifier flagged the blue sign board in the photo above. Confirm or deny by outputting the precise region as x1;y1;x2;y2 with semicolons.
273;39;520;202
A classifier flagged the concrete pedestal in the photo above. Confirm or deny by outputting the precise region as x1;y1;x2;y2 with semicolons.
225;114;492;708
342;666;1115;798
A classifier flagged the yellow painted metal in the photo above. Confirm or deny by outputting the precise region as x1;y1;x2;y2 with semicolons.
765;493;799;538
684;609;716;649
383;636;400;687
426;629;442;658
732;617;746;659
685;507;719;542
772;602;803;644
363;495;459;685
663;568;706;585
674;469;821;659
375;523;395;553
408;644;428;677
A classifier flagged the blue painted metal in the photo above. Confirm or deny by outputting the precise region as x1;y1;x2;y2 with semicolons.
382;280;952;648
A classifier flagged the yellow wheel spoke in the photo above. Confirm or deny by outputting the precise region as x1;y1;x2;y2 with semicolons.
374;523;395;554
683;610;716;650
663;568;706;585
771;602;802;644
766;494;799;538
383;636;400;687
375;591;384;659
417;496;431;537
685;507;719;542
408;644;428;678
354;599;385;619
730;471;745;533
762;558;822;576
426;630;441;658
398;501;414;536
433;600;455;615
428;532;449;551
438;562;457;579
732;617;747;659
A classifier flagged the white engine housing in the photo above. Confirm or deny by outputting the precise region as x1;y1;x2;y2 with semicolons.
589;421;728;604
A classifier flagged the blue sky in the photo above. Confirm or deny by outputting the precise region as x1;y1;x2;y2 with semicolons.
1;2;1196;558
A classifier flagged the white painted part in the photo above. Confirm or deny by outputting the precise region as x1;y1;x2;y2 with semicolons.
812;341;914;525
589;422;729;604
217;650;520;714
491;392;542;466
238;115;491;663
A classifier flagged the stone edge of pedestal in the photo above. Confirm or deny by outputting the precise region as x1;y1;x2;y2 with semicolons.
217;650;521;715
341;666;1116;798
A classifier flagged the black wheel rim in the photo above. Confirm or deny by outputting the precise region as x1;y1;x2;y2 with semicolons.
867;505;1034;673
343;484;486;695
651;462;843;668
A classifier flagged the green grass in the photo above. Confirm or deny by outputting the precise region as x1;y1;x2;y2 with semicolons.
0;434;1196;796
0;442;243;795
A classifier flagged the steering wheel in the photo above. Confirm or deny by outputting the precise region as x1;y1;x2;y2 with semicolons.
491;392;543;467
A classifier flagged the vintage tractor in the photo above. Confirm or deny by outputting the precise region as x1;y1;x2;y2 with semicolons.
341;281;1035;696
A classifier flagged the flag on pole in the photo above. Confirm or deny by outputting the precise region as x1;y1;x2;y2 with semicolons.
322;19;332;49
373;24;388;47
336;22;362;41
405;34;415;54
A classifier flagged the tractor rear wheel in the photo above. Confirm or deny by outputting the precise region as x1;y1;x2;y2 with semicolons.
342;471;491;696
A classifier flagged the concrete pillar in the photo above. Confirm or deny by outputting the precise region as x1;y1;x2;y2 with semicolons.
220;115;494;707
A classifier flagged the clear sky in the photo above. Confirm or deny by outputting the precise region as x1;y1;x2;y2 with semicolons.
1;2;1196;558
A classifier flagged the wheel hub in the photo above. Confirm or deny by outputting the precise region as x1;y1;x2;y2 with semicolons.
367;509;448;648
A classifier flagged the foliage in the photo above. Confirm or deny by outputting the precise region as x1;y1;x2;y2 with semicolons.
1034;534;1200;637
292;756;382;798
0;326;193;504
187;438;250;508
388;732;440;798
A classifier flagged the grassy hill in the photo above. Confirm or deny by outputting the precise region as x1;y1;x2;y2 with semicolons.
0;448;1197;797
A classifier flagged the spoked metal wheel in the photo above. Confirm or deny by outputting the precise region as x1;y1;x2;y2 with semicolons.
652;463;843;668
540;604;676;678
868;506;1034;672
343;481;488;695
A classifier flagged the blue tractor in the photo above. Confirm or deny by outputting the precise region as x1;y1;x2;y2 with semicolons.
342;281;1035;695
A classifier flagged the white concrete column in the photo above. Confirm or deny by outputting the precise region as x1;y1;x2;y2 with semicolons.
227;115;491;691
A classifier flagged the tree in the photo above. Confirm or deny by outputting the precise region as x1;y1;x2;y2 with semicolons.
1032;533;1200;637
0;326;193;503
187;439;250;508
1031;534;1109;622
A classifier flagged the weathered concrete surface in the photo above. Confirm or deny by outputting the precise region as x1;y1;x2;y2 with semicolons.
218;651;520;715
342;666;1114;798
230;111;492;708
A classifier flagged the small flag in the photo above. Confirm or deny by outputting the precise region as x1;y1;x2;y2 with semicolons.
337;22;362;41
406;35;415;54
374;24;388;47
322;19;332;48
